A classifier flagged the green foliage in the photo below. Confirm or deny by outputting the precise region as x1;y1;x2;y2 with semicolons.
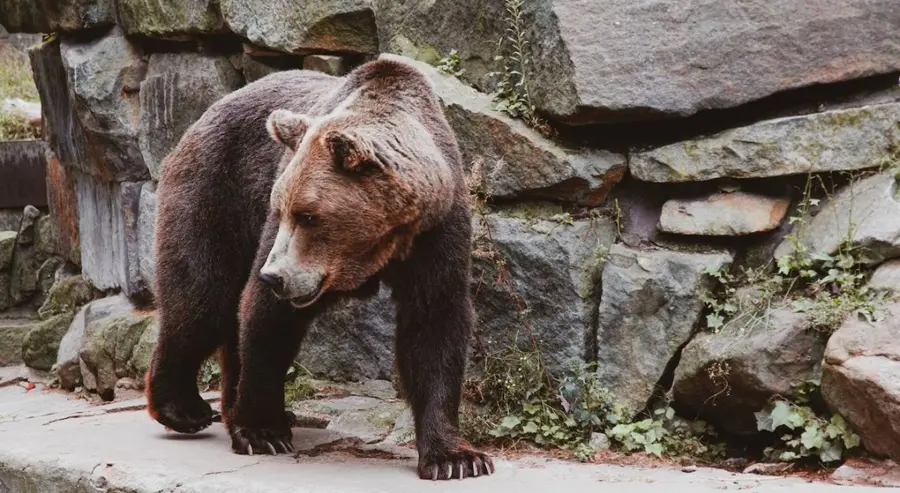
197;358;221;392
0;48;39;102
284;362;316;405
435;49;464;78
701;173;889;335
0;111;39;140
755;400;860;463
487;0;552;135
462;346;724;462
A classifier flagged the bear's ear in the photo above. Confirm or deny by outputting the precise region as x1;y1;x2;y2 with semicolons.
324;130;385;174
266;109;311;149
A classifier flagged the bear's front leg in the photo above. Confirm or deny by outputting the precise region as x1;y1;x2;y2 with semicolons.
389;205;494;480
227;274;307;456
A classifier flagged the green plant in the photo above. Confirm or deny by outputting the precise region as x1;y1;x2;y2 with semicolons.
435;49;464;77
0;111;39;140
755;400;860;463
284;362;316;405
699;265;739;331
487;0;552;135
197;358;221;392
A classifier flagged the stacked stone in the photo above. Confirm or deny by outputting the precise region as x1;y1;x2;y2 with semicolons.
2;0;899;461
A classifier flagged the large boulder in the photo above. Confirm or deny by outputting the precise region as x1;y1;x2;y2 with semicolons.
823;301;900;461
138;52;244;180
380;54;627;205
61;27;149;181
631;103;900;183
75;176;149;296
869;259;900;293
220;0;378;54
77;295;155;401
296;287;395;381
673;306;827;435
0;0;114;33
53;305;87;390
117;0;227;38
8;207;50;307
775;173;900;265
21;313;75;370
659;192;790;236
378;0;900;124
596;244;733;416
472;207;617;372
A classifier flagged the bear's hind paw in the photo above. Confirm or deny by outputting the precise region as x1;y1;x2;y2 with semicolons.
417;445;494;480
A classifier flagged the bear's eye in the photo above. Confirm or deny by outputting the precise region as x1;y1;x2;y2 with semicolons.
294;214;319;227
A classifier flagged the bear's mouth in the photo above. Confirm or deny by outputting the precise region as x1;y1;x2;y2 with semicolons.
289;279;325;309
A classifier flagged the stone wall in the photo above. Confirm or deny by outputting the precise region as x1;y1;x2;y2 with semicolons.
2;0;900;462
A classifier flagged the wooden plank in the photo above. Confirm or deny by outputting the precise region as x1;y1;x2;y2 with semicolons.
0;140;49;208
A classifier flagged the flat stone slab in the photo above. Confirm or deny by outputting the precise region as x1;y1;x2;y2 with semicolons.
659;192;790;236
0;385;887;492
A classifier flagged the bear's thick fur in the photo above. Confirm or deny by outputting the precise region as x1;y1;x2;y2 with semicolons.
144;58;493;480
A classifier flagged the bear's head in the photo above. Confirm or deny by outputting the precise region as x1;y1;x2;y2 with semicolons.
259;106;455;308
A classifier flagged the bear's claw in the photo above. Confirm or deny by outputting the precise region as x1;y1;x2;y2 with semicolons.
417;446;494;480
231;425;294;456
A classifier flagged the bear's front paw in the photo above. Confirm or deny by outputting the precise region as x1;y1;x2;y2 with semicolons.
147;388;218;434
230;425;295;456
417;443;494;480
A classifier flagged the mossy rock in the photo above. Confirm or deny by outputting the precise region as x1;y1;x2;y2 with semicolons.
21;313;75;371
38;275;94;320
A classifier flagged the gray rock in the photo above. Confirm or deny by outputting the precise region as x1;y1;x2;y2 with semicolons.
221;0;378;54
869;260;900;294
632;103;900;183
118;0;226;38
303;55;349;76
0;318;32;366
78;295;155;401
378;0;900;123
53;305;87;391
589;432;611;451
139;52;244;180
775;173;900;265
21;312;75;370
17;205;40;246
137;183;158;298
297;287;396;381
382;407;414;445
291;396;406;444
472;208;617;373
0;0;114;33
673;306;827;435
37;275;93;320
128;319;158;381
822;300;900;462
239;53;305;83
0;231;16;270
596;244;733;416
75;175;149;294
34;215;59;257
660;192;791;236
61;27;149;181
36;256;64;301
29;39;94;183
381;54;626;205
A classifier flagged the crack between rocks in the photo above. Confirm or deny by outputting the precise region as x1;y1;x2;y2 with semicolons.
41;403;148;426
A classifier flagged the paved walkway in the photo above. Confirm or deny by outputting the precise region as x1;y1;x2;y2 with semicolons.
0;381;888;493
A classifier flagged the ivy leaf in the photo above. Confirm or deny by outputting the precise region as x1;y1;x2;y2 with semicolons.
769;401;796;430
645;443;664;457
707;314;725;330
755;409;775;432
779;450;800;462
499;415;521;430
522;421;539;434
818;441;843;463
800;425;825;450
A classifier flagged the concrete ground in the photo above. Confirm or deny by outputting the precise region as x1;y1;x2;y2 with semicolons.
0;376;890;493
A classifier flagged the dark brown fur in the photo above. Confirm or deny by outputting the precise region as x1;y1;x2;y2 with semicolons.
145;59;493;480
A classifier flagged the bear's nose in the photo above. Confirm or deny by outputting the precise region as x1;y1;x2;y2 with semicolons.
258;271;284;296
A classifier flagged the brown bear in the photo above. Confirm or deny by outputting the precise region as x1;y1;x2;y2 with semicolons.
144;57;494;480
